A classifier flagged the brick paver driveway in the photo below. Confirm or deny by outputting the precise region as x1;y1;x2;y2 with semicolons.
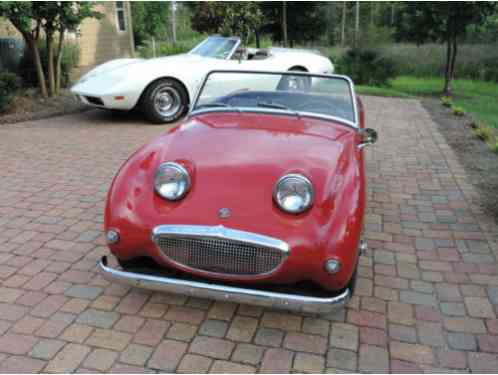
1;98;498;373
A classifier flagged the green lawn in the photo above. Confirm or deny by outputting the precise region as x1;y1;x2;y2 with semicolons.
356;76;498;128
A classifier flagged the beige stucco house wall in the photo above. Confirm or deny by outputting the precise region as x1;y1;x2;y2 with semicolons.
0;1;134;73
74;1;135;68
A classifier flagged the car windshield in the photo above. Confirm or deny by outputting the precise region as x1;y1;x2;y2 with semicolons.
189;37;239;59
193;71;357;126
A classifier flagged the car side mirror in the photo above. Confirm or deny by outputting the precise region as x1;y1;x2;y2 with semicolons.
358;128;377;149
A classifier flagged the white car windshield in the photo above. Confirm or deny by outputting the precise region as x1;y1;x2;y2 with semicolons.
189;37;239;60
193;71;357;126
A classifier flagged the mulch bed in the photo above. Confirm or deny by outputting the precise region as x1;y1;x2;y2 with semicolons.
423;98;498;221
0;89;88;125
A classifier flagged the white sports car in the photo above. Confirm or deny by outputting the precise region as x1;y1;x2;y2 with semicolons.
71;36;334;123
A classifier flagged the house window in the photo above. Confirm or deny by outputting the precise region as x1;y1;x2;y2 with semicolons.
116;1;126;32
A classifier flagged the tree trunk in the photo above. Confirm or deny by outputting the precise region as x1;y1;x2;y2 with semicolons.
391;3;395;25
27;35;48;98
171;1;177;44
449;34;458;83
46;33;55;97
55;28;65;95
341;2;346;46
354;1;360;48
443;35;453;96
282;1;288;47
255;30;260;49
370;2;375;26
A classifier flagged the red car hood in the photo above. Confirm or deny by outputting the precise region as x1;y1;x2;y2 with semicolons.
108;112;359;237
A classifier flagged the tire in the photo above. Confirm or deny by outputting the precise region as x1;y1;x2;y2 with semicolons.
277;68;311;91
141;78;188;124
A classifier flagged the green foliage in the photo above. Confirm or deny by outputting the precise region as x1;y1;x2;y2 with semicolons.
259;2;327;45
131;2;170;46
473;123;494;141
0;71;21;113
19;41;80;88
395;2;496;44
491;137;498;154
452;106;466;117
136;37;203;59
329;43;498;81
337;48;397;86
190;2;264;45
441;96;453;107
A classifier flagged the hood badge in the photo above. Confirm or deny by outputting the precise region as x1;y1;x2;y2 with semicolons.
218;208;231;219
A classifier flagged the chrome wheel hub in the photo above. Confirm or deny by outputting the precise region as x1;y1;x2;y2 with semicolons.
154;86;181;118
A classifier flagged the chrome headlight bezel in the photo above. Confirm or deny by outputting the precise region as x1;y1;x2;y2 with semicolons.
154;162;191;201
273;173;314;214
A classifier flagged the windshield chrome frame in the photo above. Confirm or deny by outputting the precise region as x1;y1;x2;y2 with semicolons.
188;36;241;60
189;70;359;128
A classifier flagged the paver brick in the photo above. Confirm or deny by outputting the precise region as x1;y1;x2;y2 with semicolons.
226;316;258;342
199;319;228;338
83;348;118;371
0;355;46;373
76;308;119;329
293;353;325;373
261;312;302;331
359;344;389;372
64;285;103;300
119;344;153;366
30;338;65;360
45;343;91;373
0;333;38;355
254;327;284;347
60;323;94;343
190;336;235;359
166;322;197;342
259;348;293;373
326;348;357;371
464;297;496;318
231;343;264;365
177;354;212;374
86;329;132;351
330;323;359;352
284;332;327;354
390;341;435;365
468;352;498;372
210;360;256;373
148;339;188;371
134;319;170;346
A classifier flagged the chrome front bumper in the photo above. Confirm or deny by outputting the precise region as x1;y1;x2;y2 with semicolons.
98;256;350;314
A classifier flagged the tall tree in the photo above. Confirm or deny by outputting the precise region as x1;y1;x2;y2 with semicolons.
190;2;264;45
282;1;288;47
0;2;47;97
131;2;170;46
0;2;101;97
259;2;327;45
341;2;346;46
395;2;496;95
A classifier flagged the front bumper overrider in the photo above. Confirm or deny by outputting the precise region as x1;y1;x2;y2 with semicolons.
97;256;350;314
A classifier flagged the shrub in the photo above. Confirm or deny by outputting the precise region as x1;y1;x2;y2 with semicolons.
18;40;80;88
440;96;453;107
0;71;22;113
481;58;498;83
336;48;397;86
452;106;466;117
473;123;494;142
491;136;498;154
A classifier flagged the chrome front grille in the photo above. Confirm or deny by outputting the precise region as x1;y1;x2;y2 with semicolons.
152;225;289;276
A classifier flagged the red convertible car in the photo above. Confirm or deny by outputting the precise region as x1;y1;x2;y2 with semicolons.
98;70;377;314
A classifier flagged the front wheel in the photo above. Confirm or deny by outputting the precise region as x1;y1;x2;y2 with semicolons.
142;78;188;124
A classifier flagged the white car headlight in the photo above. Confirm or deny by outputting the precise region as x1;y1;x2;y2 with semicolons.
273;173;314;214
154;162;191;201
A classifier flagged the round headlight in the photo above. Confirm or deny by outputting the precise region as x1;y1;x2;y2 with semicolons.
273;173;314;214
154;162;191;201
